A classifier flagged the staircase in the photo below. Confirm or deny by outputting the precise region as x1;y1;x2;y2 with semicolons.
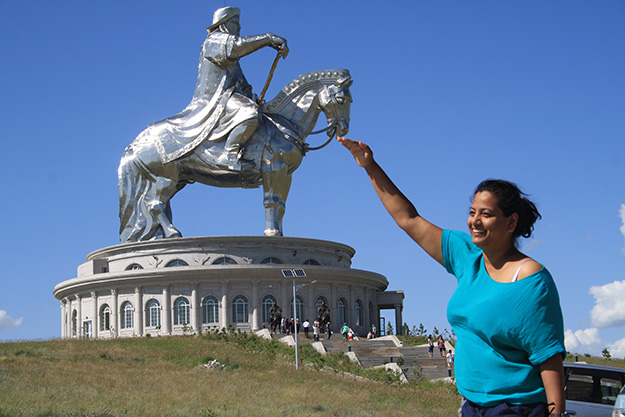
319;337;450;381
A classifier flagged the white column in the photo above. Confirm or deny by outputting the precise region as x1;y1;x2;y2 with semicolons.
60;299;67;339
135;286;143;336
75;294;82;338
162;285;171;335
220;282;229;330
330;283;337;330
91;291;98;339
281;281;289;317
251;280;259;331
111;289;118;337
306;284;315;322
348;285;354;326
191;283;199;332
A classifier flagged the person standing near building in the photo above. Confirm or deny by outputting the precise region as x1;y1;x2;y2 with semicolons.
303;319;310;338
313;319;320;341
338;136;566;416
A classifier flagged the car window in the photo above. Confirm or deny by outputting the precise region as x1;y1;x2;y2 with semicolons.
566;369;623;406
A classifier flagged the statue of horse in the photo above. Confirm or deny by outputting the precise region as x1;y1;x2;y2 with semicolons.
118;70;352;242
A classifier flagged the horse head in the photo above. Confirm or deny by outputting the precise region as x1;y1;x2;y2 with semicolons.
318;75;353;138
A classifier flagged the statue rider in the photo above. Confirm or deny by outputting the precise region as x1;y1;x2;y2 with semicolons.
269;302;282;318
200;7;289;169
318;301;329;320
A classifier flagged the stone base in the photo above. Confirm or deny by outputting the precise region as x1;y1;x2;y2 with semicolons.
54;236;395;339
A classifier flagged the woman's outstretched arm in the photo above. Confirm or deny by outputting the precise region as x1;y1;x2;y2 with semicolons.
338;137;443;265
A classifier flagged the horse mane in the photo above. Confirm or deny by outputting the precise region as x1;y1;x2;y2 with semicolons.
262;69;350;114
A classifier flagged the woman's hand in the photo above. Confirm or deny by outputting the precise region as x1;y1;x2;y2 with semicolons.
337;136;373;168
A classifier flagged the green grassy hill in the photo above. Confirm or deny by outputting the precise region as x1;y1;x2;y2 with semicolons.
0;332;460;417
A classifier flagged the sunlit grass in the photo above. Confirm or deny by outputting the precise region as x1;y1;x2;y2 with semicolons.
0;333;461;416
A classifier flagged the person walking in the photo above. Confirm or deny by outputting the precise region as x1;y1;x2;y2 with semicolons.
339;136;566;416
313;319;320;341
438;335;447;357
341;323;349;340
427;335;434;358
303;319;310;338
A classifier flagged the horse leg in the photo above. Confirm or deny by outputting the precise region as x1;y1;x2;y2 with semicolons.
147;176;182;239
261;157;292;237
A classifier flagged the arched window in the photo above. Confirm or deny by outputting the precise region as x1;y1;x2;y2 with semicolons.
146;299;161;328
72;310;77;337
316;296;328;316
262;295;277;323
232;295;249;323
121;301;134;329
211;256;237;265
303;259;320;265
174;297;190;325
338;298;347;325
355;300;363;327
290;295;304;321
260;257;282;264
126;263;143;270
166;259;189;267
100;304;111;331
202;296;219;324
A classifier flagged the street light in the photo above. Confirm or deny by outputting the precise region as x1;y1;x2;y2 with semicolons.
281;268;316;370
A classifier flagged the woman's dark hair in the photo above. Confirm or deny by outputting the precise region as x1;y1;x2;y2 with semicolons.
474;179;541;240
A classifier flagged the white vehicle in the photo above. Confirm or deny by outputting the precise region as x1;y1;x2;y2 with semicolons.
613;384;625;417
563;362;625;417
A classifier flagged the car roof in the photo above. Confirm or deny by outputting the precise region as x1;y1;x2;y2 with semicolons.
564;362;625;373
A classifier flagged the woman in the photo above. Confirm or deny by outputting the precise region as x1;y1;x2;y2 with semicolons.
428;335;434;358
438;335;446;357
338;137;567;416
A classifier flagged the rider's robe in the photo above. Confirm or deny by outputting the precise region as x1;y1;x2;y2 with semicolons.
148;31;260;164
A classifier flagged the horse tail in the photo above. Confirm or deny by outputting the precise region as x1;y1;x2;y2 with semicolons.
117;145;160;242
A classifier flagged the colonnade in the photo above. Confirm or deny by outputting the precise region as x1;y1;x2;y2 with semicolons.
60;280;382;339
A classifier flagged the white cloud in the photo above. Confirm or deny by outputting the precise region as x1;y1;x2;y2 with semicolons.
620;204;625;255
608;337;625;359
0;310;24;331
565;328;602;354
589;280;625;328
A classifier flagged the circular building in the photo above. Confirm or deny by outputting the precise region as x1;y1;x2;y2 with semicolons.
53;236;404;339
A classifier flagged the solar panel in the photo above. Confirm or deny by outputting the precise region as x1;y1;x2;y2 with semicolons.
293;269;306;277
281;269;294;278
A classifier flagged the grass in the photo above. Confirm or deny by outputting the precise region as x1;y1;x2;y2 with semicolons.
0;332;461;417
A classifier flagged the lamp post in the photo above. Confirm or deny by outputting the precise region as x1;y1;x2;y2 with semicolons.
281;268;316;370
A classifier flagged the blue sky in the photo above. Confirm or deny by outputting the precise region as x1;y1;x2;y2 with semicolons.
1;1;624;357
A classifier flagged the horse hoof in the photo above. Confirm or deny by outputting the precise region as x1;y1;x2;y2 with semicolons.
264;229;282;237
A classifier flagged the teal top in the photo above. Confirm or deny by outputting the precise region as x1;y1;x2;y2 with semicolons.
442;230;565;407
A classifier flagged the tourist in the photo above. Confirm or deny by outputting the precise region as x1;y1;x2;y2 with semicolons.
303;319;310;338
313;319;320;341
367;331;373;340
341;323;349;340
427;335;434;358
438;335;446;357
326;321;332;340
447;349;455;376
338;136;566;416
371;323;377;338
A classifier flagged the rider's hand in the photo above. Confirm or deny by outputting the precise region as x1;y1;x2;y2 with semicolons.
337;137;374;168
269;34;289;58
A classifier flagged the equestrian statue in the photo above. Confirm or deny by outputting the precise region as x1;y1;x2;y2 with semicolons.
269;303;282;334
118;6;352;242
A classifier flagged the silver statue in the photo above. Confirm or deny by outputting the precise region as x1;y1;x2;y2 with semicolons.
118;7;352;242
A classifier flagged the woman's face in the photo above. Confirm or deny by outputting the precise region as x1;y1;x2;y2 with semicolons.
467;191;517;251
